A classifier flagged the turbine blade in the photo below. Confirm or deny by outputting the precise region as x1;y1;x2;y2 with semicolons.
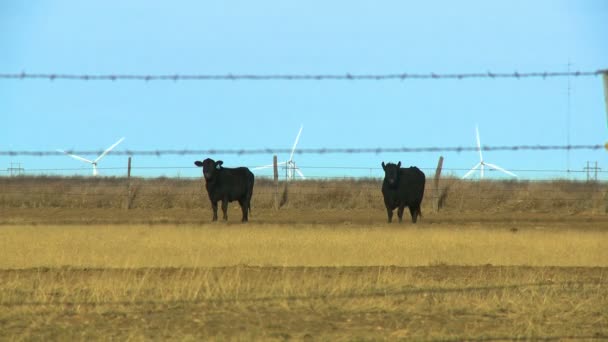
476;125;483;162
93;164;98;176
251;166;272;171
289;125;303;161
57;149;93;164
95;137;125;163
295;168;306;179
484;162;518;178
462;163;481;179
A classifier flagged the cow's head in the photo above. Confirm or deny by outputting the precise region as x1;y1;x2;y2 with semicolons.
381;161;401;186
194;158;224;180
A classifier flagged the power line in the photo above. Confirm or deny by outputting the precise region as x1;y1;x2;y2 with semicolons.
0;70;606;82
0;144;606;157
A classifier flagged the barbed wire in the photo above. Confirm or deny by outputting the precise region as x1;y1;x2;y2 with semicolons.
1;70;606;82
1;165;606;174
0;182;608;192
1;144;606;157
1;180;606;193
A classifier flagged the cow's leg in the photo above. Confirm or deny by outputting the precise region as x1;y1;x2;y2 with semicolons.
221;199;229;221
211;201;218;221
386;207;393;223
409;205;419;223
397;205;405;223
238;199;248;222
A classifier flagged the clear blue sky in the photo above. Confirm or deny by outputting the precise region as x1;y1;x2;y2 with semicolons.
1;0;607;180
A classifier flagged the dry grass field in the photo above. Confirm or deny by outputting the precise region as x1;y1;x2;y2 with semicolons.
1;176;607;215
0;264;606;341
1;224;607;268
0;176;607;340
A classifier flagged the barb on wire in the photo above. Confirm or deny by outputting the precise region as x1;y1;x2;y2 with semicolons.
0;70;606;82
0;144;605;157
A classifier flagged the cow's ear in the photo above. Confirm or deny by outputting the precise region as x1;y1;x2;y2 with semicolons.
194;161;204;167
215;160;224;169
397;161;401;168
381;162;386;170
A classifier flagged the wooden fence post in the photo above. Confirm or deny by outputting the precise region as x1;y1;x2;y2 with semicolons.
273;155;279;210
433;156;444;212
125;157;133;209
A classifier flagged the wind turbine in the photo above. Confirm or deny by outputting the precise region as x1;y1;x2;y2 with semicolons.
253;125;305;180
462;126;517;179
58;137;125;176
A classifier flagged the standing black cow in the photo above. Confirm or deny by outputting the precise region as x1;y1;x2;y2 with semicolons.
381;161;425;223
194;158;255;222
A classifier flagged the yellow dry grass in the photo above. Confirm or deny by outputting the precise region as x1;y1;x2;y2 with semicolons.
0;264;606;341
0;224;607;340
0;224;607;269
1;175;607;340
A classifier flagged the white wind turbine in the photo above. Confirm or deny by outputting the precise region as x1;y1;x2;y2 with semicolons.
253;125;305;180
462;126;517;179
58;137;125;176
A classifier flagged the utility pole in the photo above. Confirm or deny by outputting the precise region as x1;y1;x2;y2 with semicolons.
583;161;601;182
603;72;608;131
8;162;24;176
566;60;571;174
603;72;608;152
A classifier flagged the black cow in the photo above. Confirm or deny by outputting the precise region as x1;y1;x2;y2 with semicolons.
381;161;425;223
194;158;255;222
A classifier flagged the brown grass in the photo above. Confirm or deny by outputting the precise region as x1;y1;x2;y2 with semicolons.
1;176;607;215
1;176;607;340
0;220;606;340
0;265;606;341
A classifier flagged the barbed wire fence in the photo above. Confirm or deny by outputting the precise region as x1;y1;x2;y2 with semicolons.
2;67;607;175
1;143;606;157
1;69;606;81
2;144;606;183
1;167;607;214
1;165;607;177
1;143;607;180
2;68;607;212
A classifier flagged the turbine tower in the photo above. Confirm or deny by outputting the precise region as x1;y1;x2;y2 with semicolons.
462;126;516;179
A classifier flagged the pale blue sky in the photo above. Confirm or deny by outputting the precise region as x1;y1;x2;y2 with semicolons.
1;1;607;179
